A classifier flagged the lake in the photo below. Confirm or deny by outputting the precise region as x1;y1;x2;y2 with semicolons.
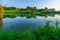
0;14;60;31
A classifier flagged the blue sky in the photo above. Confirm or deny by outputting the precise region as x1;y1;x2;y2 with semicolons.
1;0;60;10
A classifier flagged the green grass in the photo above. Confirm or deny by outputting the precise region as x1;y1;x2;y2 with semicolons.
0;27;60;40
3;10;46;15
4;10;36;18
3;10;55;17
4;10;17;15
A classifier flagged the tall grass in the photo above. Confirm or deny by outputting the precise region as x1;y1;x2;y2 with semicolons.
0;27;60;40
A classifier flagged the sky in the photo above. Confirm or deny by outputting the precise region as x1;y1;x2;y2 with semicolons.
1;0;60;10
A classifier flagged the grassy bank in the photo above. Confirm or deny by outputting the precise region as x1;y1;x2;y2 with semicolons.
0;27;60;40
4;10;36;18
3;10;56;18
4;10;48;15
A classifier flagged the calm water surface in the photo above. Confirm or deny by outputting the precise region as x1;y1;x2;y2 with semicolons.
1;14;60;31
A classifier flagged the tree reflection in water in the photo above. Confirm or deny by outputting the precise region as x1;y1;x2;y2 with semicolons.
0;19;3;30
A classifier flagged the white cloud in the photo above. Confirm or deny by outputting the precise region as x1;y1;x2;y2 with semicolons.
46;0;60;10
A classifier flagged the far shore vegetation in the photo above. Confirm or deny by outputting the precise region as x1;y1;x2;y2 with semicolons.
2;6;60;18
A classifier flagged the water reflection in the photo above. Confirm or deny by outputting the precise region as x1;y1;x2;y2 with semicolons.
0;19;3;30
3;16;47;31
1;14;60;31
